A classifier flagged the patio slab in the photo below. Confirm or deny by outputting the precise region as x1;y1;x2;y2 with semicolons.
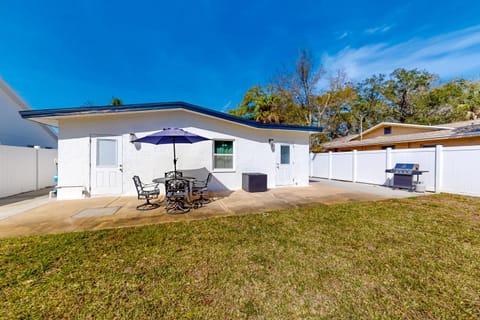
0;182;422;238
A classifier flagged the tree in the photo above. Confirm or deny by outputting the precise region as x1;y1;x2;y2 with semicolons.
416;79;480;124
353;74;390;132
318;70;358;138
273;49;324;126
110;97;123;106
383;68;437;123
228;85;285;124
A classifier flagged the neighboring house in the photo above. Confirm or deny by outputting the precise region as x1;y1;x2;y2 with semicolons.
0;77;57;148
20;102;321;199
321;121;480;152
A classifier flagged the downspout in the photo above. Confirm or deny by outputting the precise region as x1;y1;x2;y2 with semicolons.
88;135;92;195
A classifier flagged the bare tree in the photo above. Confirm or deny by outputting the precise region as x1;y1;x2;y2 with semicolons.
273;49;324;126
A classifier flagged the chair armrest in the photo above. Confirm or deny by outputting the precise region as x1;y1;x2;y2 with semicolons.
143;182;159;189
192;180;206;187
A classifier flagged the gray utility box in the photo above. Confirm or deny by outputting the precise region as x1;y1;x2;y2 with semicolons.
242;173;267;192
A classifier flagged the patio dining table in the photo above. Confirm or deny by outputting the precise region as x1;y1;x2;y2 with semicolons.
152;176;197;185
153;176;197;207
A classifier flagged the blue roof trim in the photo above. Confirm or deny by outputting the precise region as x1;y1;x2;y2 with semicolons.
19;101;323;132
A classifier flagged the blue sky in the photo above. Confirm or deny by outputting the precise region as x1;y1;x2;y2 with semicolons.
1;0;480;112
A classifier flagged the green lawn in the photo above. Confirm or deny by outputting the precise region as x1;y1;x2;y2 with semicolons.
1;194;479;319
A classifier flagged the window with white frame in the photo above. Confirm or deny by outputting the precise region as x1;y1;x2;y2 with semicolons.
213;140;234;170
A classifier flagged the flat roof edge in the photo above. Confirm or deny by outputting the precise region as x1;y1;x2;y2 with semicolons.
19;101;323;132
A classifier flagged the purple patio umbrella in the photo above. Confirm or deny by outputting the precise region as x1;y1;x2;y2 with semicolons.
133;128;209;174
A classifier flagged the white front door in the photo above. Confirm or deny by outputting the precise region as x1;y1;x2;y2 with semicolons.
275;143;294;186
90;136;123;195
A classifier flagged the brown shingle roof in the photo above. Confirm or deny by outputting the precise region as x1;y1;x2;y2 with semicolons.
322;120;480;149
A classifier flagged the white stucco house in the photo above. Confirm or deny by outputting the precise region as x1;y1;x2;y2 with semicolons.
0;77;57;148
20;102;321;200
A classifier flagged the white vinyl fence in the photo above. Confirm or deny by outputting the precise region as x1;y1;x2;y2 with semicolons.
310;145;480;196
0;145;57;198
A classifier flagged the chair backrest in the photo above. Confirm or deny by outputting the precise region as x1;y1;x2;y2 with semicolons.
193;172;213;189
165;171;183;178
165;178;188;195
132;176;143;194
205;172;213;186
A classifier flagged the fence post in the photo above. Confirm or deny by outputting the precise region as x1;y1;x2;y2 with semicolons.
385;147;392;186
328;151;332;180
34;146;40;190
352;150;357;182
434;145;443;193
309;153;312;177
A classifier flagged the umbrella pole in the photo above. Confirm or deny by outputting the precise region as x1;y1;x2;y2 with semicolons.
173;137;177;174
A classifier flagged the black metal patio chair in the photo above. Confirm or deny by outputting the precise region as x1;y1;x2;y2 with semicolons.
165;178;190;214
191;172;213;207
132;175;160;210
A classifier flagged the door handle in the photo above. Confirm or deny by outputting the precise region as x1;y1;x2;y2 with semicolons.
119;164;123;172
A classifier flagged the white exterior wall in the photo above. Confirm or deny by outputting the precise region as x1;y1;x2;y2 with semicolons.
0;145;57;198
0;79;57;148
310;145;480;196
57;110;310;199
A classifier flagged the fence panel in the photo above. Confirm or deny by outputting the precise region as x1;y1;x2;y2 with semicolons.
310;145;480;196
390;148;436;191
38;149;58;189
442;146;480;196
0;145;57;198
331;152;354;181
310;153;329;178
356;150;388;185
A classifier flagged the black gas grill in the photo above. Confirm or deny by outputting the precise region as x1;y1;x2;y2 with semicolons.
385;163;428;191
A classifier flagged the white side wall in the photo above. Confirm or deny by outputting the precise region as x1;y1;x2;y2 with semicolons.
0;79;57;148
0;145;57;198
310;145;480;196
57;110;310;199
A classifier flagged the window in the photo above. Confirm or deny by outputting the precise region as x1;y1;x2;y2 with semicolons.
381;145;395;150
213;140;234;170
384;126;392;135
280;145;290;164
97;139;117;166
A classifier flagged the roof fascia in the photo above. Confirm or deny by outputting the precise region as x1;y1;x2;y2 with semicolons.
20;102;322;133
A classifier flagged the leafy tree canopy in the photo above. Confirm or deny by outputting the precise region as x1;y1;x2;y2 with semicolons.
229;52;480;147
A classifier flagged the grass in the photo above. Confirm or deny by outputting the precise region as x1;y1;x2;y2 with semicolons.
1;194;479;319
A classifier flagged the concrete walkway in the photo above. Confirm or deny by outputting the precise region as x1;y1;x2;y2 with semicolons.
0;182;423;238
309;178;424;198
0;188;53;221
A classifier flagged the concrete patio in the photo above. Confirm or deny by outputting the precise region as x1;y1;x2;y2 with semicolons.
0;180;419;238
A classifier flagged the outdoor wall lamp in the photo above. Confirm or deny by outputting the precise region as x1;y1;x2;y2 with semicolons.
129;133;137;143
268;138;275;152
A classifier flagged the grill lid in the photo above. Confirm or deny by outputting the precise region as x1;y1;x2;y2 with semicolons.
394;163;419;170
385;163;422;175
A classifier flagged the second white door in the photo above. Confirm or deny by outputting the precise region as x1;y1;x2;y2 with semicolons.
90;136;123;195
275;143;294;186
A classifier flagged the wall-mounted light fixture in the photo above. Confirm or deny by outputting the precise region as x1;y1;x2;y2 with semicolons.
268;138;275;152
129;133;137;143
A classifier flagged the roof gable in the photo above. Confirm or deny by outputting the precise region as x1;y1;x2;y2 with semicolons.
1;77;58;144
351;122;451;141
322;120;480;149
